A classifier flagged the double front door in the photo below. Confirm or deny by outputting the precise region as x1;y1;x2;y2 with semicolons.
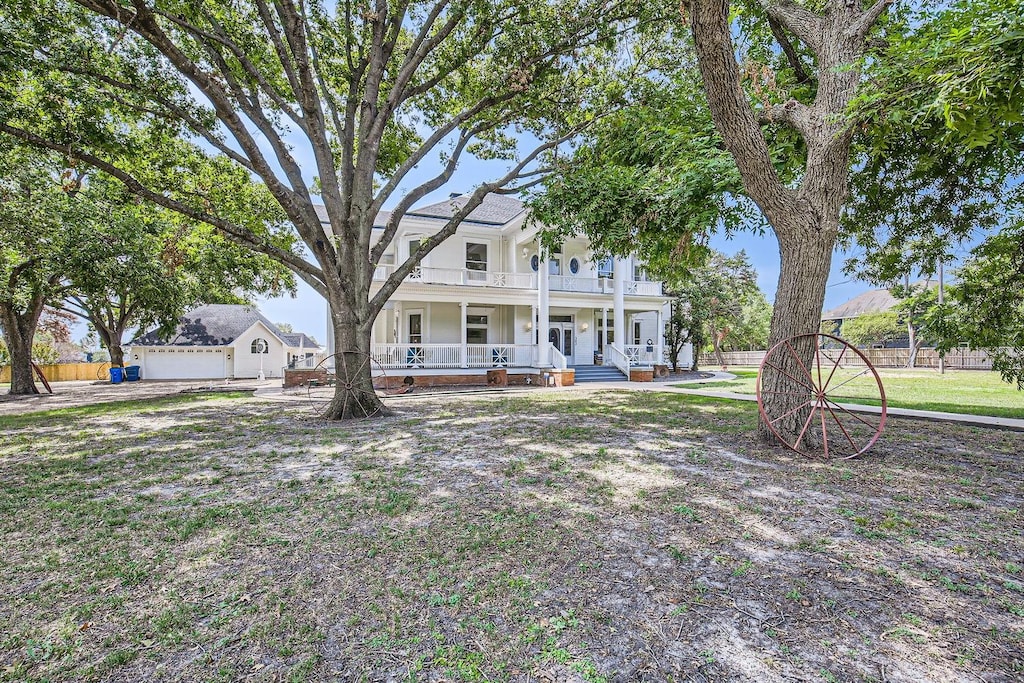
548;323;574;365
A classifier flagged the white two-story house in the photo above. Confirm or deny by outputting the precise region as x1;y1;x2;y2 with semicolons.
324;194;689;382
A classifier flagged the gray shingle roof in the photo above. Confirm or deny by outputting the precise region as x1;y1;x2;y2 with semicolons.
312;195;524;229
130;304;286;347
281;332;320;348
406;194;525;226
822;289;898;320
314;205;390;229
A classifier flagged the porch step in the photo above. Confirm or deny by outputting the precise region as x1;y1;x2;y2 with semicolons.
570;364;628;383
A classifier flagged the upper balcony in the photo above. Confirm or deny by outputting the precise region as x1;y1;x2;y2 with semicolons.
373;265;663;296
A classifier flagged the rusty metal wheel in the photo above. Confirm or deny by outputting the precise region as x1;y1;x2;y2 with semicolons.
756;333;886;459
307;352;386;419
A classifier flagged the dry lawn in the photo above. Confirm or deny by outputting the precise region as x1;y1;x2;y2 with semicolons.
0;389;1021;682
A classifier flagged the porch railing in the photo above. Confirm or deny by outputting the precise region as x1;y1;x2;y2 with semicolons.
467;344;536;368
286;355;324;370
372;343;537;370
624;345;659;366
605;344;630;377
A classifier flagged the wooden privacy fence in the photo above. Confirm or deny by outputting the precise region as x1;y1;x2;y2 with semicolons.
0;362;109;383
700;348;998;370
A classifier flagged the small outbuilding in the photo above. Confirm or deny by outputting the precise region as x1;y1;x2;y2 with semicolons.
127;304;322;380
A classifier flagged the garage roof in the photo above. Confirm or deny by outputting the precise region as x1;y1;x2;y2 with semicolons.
130;304;288;347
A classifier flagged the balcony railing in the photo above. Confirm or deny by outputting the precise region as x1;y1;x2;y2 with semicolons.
372;264;663;296
373;265;535;289
372;343;537;370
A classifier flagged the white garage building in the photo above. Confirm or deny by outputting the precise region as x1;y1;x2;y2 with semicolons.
127;304;322;380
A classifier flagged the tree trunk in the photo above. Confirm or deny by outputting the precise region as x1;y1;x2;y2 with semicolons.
0;296;46;395
94;320;126;367
758;225;835;445
906;321;920;368
710;328;727;367
321;300;389;420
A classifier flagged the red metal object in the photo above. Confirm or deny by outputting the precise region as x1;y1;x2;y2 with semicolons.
31;362;53;394
307;352;387;418
756;333;887;459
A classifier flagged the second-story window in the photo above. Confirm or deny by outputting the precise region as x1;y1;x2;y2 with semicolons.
598;258;614;278
466;242;487;281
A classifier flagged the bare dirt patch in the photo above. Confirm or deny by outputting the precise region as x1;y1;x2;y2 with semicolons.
0;390;1020;682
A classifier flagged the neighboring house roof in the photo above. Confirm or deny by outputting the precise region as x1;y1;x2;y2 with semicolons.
281;332;320;349
130;304;289;347
406;193;526;226
822;288;898;320
314;205;391;229
822;279;940;321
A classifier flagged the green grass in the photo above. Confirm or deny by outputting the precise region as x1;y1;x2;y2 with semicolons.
0;391;251;430
677;368;1024;419
1;390;1022;681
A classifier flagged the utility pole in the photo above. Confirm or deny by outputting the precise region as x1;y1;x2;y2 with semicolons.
937;259;945;375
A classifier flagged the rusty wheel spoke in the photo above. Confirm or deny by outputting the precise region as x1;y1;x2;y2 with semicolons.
758;333;886;459
821;345;847;393
762;360;815;392
769;399;814;426
824;401;860;453
784;341;817;391
823;397;879;430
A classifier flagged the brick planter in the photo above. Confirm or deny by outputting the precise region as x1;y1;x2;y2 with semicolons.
283;368;328;388
629;368;654;382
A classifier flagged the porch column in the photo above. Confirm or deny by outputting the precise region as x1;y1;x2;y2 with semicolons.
460;301;468;369
538;250;550;366
325;299;335;356
394;302;402;343
613;258;626;351
602;307;608;352
655;307;664;365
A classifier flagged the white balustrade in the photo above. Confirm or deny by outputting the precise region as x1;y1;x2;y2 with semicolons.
371;265;536;289
372;344;537;369
624;345;658;366
466;344;536;368
549;343;568;370
605;344;630;377
623;280;663;296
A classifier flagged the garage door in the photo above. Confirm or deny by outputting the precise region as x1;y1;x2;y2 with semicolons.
144;348;225;380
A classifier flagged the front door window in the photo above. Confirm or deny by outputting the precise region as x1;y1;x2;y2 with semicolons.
408;313;423;344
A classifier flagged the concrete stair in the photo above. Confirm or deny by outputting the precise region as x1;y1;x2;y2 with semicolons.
571;364;627;383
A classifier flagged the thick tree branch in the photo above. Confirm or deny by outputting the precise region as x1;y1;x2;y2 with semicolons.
369;125;586;314
767;16;812;83
761;0;823;53
692;0;792;220
369;122;488;265
847;0;892;41
0;122;327;297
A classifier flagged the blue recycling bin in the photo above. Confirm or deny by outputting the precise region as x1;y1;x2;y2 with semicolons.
109;367;124;384
125;365;141;382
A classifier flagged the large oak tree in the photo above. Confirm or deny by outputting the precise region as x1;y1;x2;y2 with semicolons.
1;0;649;418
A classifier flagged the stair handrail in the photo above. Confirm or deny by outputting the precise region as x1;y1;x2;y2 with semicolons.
549;342;568;370
605;344;630;378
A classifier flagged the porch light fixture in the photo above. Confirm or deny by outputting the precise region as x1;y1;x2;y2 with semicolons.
524;321;533;332
522;247;529;259
579;322;589;332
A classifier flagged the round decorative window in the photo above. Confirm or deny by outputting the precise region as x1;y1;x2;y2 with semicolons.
530;254;539;272
569;257;580;275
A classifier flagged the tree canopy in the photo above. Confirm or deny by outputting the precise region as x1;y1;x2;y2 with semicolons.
0;0;655;417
